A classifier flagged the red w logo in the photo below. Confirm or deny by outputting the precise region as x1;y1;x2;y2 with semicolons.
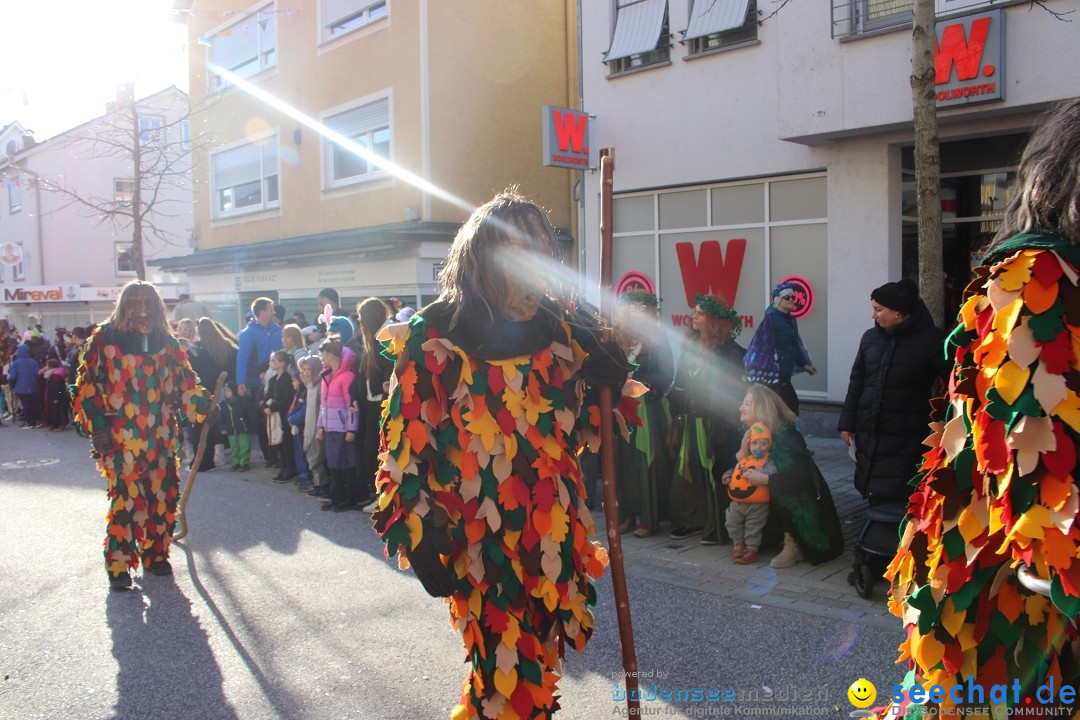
675;239;746;308
935;17;991;84
552;110;587;154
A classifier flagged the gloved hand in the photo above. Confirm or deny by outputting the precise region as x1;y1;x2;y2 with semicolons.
581;340;630;390
91;426;113;458
406;530;456;598
204;403;221;427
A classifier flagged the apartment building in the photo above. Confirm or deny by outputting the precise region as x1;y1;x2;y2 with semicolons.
157;0;577;329
0;87;193;331
579;0;1079;411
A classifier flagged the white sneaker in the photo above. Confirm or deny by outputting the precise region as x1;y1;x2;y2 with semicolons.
361;499;379;513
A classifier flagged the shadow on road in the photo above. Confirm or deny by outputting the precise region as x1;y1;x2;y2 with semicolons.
106;575;240;720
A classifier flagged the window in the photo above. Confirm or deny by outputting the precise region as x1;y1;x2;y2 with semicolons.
211;135;280;218
14;254;24;280
605;0;670;74
323;0;387;42
7;178;21;213
115;179;135;206
324;98;390;187
831;0;912;37
684;0;757;54
116;244;137;274
139;116;164;145
181;121;191;151
208;3;278;92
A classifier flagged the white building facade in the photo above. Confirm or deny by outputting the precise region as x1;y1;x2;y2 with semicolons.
579;0;1079;412
0;87;194;331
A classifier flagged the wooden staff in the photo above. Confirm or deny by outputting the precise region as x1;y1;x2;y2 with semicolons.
598;148;641;714
173;371;227;541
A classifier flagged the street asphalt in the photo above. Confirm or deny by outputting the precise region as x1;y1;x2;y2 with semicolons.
0;424;907;719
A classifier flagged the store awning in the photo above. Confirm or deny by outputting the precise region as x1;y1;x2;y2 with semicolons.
683;0;750;40
605;0;668;61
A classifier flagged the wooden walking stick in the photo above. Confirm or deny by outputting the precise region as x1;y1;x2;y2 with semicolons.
598;148;641;714
173;371;227;541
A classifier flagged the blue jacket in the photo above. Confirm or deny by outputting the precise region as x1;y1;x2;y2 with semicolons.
235;320;282;390
8;344;41;395
764;306;812;377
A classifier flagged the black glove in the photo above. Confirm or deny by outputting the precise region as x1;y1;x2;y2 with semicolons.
406;531;455;598
581;340;630;390
91;426;112;457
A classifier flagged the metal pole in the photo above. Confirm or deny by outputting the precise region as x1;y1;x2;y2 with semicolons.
598;147;640;714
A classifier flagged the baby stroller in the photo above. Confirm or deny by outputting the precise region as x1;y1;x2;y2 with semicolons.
848;500;907;599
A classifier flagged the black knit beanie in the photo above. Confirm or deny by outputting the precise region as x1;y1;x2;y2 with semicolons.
871;279;917;314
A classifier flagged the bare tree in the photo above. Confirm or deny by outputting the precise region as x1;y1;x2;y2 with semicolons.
26;85;214;280
911;0;944;326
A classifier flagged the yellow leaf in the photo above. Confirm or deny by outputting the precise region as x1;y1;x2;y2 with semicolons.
991;297;1023;335
493;668;518;699
521;392;554;426
489;357;528;383
959;294;982;330
1009;503;1051;541
1051;389;1080;433
452;347;474;386
463;408;500;453
502;388;526;419
385;416;404;450
911;630;945;671
994;253;1034;291
940;599;965;638
549;505;570;543
993;360;1030;405
406;513;423;550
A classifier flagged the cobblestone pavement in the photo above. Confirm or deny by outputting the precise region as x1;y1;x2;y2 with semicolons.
598;434;900;631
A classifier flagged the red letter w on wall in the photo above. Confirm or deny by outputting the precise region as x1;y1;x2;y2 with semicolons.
934;17;990;84
552;110;587;153
675;239;746;307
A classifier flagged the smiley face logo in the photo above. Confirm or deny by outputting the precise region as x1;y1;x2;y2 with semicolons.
847;678;877;709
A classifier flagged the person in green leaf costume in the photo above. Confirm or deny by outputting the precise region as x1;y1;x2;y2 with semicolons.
371;190;637;720
73;281;214;591
882;99;1080;718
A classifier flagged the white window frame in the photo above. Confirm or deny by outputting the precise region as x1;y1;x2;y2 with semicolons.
14;253;25;280
181;121;191;151
207;2;278;93
210;133;280;220
116;244;137;275
685;0;758;56
321;96;391;190
115;179;135;206
7;178;21;214
139;116;164;146
322;0;388;43
606;0;671;75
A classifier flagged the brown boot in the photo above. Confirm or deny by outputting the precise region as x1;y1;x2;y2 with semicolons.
770;533;803;568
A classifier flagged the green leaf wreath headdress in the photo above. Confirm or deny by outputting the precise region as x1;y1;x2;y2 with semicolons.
617;289;659;308
694;293;741;337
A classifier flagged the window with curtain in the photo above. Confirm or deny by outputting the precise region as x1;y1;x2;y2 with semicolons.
605;0;670;75
684;0;757;55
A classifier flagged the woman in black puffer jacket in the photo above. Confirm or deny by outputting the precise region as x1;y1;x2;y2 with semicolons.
838;279;950;506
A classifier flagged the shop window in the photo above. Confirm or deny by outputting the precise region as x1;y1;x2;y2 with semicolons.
659;190;707;230
684;0;757;55
323;0;388;43
613;195;654;233
769;177;827;222
711;183;764;225
211;135;280;218
605;0;671;75
208;3;278;92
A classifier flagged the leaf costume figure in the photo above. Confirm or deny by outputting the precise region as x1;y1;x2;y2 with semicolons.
371;191;635;720
884;100;1080;717
73;281;211;591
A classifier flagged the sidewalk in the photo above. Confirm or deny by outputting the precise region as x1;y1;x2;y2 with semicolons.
601;434;898;630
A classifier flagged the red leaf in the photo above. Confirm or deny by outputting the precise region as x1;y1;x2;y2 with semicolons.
1037;331;1073;375
1032;250;1064;288
1043;422;1077;478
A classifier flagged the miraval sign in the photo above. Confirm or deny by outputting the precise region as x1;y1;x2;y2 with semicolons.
935;10;1004;108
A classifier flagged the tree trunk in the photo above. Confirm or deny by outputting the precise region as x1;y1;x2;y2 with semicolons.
911;0;943;326
128;90;146;281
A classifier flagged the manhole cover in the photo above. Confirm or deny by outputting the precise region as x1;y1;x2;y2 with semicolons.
0;458;61;469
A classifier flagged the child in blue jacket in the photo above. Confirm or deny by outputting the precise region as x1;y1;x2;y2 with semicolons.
9;344;41;428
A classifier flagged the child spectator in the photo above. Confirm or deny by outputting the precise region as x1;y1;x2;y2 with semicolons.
287;368;313;492
42;358;70;431
264;350;297;482
298;355;329;497
315;336;358;511
722;422;775;565
9;343;41;428
220;384;251;472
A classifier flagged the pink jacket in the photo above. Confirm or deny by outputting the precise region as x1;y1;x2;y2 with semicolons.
317;347;358;433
